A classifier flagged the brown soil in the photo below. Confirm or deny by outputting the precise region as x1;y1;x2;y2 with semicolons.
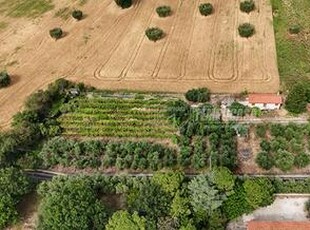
0;0;279;130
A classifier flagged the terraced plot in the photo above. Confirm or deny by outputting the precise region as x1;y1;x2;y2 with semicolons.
58;96;177;138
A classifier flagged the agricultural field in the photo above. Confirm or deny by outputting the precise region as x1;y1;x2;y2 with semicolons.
271;0;310;89
58;94;177;139
0;0;279;130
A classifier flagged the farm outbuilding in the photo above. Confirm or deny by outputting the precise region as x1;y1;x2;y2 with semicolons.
245;93;283;110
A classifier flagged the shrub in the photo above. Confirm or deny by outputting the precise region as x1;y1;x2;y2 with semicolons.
238;23;255;38
156;6;171;17
0;71;11;88
229;102;247;116
243;178;275;209
289;24;301;34
256;151;274;170
199;3;213;16
72;10;83;20
114;0;132;9
260;139;271;152
275;150;295;171
285;82;309;114
240;0;255;13
294;153;310;168
251;107;262;117
185;88;210;103
256;124;267;138
145;27;164;42
49;28;63;40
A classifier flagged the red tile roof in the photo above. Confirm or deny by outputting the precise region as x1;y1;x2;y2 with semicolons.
248;93;282;104
248;221;310;230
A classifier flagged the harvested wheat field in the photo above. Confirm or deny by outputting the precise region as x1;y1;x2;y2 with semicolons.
0;0;279;130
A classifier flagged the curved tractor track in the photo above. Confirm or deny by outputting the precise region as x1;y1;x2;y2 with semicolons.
0;0;279;130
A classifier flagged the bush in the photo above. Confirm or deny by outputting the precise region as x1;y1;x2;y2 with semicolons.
49;28;63;40
256;151;274;170
114;0;132;9
289;24;301;34
275;150;295;171
294;152;310;168
185;88;210;103
238;23;255;38
0;71;11;88
199;3;213;16
145;27;164;42
156;6;171;17
240;0;255;13
251;107;262;117
285;82;309;114
229;102;247;116
256;124;267;138
72;10;83;20
243;178;275;209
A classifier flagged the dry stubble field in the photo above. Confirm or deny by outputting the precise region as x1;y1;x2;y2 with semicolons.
0;0;279;130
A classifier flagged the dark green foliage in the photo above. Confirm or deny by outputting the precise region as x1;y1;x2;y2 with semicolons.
289;24;301;34
229;102;247;116
294;152;310;168
273;178;310;194
238;23;255;38
285;82;309;114
156;6;171;17
274;149;295;171
166;100;190;126
240;0;255;13
255;124;267;138
0;167;31;229
223;184;252;220
256;151;274;170
0;71;10;88
306;200;310;218
185;88;210;103
199;3;213;16
37;176;107;230
72;10;83;20
243;178;275;209
208;209;227;230
115;0;132;9
145;27;164;42
127;182;170;221
39;137;177;170
49;27;63;40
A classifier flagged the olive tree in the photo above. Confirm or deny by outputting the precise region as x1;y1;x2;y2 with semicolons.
145;27;164;42
199;3;213;16
238;23;255;38
49;28;63;40
0;71;11;88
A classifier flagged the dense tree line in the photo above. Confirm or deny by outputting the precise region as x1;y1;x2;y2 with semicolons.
285;81;310;114
0;167;31;229
39;137;177;171
35;171;275;229
0;79;89;168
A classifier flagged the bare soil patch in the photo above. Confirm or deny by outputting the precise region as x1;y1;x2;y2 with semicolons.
0;0;279;130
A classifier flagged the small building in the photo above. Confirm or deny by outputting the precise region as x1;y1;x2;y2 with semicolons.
247;221;310;230
247;93;282;110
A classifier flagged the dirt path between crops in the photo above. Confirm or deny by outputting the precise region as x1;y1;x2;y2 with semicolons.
0;0;279;130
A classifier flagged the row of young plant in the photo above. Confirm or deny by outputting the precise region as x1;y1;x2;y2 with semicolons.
58;96;177;138
39;137;177;170
255;123;310;171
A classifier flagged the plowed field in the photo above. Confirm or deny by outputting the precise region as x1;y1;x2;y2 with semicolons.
0;0;279;130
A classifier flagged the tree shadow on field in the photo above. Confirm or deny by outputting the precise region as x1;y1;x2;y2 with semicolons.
8;74;20;87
